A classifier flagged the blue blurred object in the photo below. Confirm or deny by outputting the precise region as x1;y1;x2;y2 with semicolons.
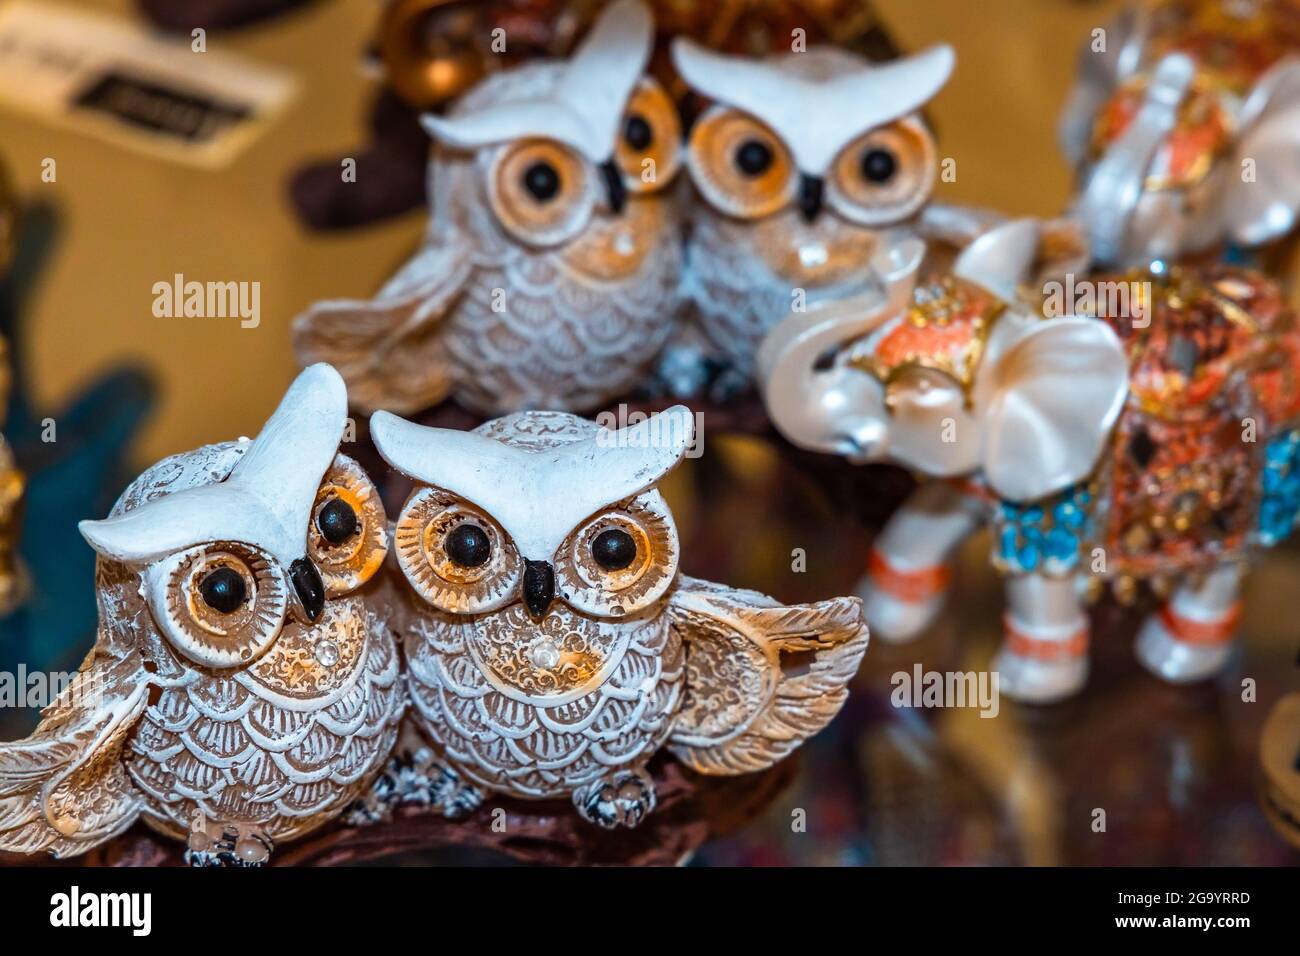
1258;427;1300;547
0;203;154;736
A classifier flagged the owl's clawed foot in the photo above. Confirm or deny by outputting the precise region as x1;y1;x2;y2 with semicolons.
350;747;484;822
185;820;272;867
573;767;657;829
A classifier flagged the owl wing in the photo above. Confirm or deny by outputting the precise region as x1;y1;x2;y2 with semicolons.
291;241;474;414
0;647;150;857
665;576;868;776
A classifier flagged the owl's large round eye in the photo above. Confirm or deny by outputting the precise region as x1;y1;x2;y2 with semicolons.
826;119;937;226
487;139;597;246
144;543;288;669
307;455;388;597
685;108;796;220
613;78;682;193
554;493;678;617
394;487;521;614
445;522;490;568
199;567;246;613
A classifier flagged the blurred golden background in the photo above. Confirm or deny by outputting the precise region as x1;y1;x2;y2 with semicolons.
0;0;1125;465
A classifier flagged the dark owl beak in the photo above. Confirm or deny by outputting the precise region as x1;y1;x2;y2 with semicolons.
522;559;555;621
600;159;627;215
289;557;325;624
798;173;824;223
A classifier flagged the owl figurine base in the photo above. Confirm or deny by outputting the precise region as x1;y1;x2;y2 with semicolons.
0;365;404;865
369;404;869;828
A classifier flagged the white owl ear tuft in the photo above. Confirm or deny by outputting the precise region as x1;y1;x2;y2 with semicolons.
231;362;348;497
569;405;696;503
981;318;1129;502
569;0;652;75
78;484;243;564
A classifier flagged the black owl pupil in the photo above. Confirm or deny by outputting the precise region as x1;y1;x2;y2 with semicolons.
446;523;491;568
317;497;358;545
735;139;774;177
523;161;560;202
591;529;637;571
624;114;653;150
861;147;897;183
199;567;247;614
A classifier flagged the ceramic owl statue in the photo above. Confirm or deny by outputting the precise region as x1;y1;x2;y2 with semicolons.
293;0;685;417
1061;2;1300;269
0;365;404;864
367;404;869;827
759;220;1300;703
667;37;1004;393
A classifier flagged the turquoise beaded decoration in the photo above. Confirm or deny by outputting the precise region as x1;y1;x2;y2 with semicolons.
994;485;1093;576
1257;428;1300;547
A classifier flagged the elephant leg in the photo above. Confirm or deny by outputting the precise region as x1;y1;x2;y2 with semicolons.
993;573;1089;703
1135;562;1242;683
859;480;985;643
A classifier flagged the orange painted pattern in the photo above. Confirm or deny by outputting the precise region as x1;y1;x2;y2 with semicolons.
869;549;951;604
1159;602;1242;646
1002;615;1089;660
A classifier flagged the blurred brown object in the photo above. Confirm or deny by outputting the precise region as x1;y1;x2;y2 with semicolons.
136;0;319;33
1259;692;1300;850
0;161;24;618
0;164;13;274
0;753;796;866
382;0;901;111
1140;0;1300;93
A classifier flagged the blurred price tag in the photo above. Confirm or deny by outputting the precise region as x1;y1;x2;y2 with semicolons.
0;1;296;168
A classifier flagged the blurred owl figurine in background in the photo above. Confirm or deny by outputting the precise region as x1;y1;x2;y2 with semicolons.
369;404;868;828
0;365;404;865
294;0;685;417
669;37;996;393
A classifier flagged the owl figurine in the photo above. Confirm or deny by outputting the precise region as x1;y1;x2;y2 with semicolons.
671;37;989;389
293;0;685;417
0;364;404;864
369;404;869;828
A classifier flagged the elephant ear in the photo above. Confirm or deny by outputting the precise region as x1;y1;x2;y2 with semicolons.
982;318;1128;503
1222;57;1300;247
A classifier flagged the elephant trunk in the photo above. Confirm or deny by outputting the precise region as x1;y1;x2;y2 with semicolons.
1073;53;1195;269
757;239;925;459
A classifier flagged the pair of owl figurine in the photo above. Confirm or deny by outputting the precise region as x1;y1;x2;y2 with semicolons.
0;363;868;864
292;0;983;415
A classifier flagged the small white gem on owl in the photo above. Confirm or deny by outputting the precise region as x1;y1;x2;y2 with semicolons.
315;640;340;667
799;244;829;268
530;640;561;670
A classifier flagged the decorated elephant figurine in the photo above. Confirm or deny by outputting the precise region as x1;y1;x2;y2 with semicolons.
758;220;1300;702
1061;8;1300;269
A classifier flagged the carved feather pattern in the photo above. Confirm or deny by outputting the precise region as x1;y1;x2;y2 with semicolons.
404;605;685;799
666;575;868;776
126;603;404;843
685;212;801;379
291;243;474;415
0;645;150;857
1;435;406;858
